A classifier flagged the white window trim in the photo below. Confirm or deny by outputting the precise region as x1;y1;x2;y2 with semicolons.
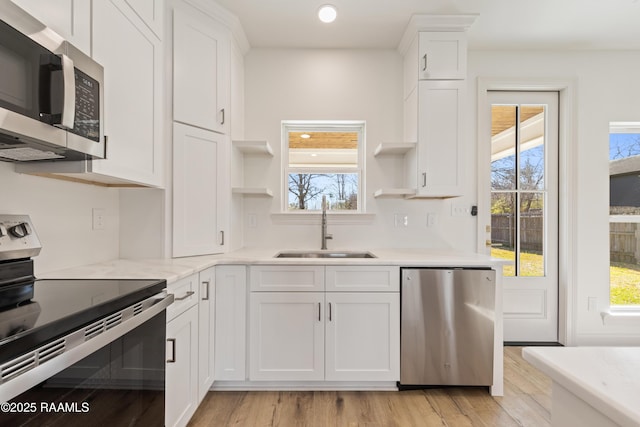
608;122;640;313
281;120;366;213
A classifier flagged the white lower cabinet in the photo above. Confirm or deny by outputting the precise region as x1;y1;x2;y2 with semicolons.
325;292;400;381
197;267;216;401
166;304;198;427
214;265;247;381
250;292;324;381
165;268;216;427
249;265;400;383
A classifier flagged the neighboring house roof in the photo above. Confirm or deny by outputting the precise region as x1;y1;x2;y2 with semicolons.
610;155;640;177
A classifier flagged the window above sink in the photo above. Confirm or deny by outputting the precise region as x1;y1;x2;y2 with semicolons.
282;120;366;213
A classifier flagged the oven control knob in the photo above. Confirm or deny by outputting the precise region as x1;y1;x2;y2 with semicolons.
10;222;31;238
0;225;7;237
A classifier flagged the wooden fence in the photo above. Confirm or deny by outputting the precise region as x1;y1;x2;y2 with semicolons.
493;215;640;264
610;222;640;264
491;214;543;253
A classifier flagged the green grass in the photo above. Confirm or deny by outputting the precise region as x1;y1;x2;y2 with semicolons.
491;248;640;305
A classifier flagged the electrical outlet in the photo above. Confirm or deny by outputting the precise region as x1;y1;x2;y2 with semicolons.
248;213;257;228
451;204;470;217
394;214;408;227
426;213;437;227
588;297;598;312
92;208;106;230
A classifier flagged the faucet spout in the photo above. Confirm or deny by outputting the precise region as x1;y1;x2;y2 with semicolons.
321;195;333;250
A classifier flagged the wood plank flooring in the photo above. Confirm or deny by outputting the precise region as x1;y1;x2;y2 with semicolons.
188;347;552;427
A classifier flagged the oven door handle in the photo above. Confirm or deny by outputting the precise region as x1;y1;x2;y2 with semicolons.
0;291;174;403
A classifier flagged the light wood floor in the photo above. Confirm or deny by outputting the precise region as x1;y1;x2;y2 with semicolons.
188;347;551;427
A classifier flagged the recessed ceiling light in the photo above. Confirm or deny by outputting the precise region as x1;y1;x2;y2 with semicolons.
301;134;311;139
318;5;337;23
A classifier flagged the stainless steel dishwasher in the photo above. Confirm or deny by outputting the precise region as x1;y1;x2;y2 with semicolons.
399;268;495;388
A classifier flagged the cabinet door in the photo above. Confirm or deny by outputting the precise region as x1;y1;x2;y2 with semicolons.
215;265;246;381
198;266;215;402
325;293;400;381
166;305;199;427
173;123;227;257
250;292;325;381
92;0;163;186
418;32;466;80
11;0;91;54
416;80;464;197
173;7;229;134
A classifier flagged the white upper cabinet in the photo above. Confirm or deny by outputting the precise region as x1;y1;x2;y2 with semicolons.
172;122;227;257
90;0;164;187
173;6;230;134
11;0;91;54
414;80;464;197
417;32;467;80
124;0;164;39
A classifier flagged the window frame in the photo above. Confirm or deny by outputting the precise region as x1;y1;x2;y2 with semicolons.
281;120;366;213
609;121;640;310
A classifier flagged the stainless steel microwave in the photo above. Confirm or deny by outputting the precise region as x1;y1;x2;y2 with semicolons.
0;12;104;162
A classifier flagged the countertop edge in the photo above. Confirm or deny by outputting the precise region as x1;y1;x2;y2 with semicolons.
522;347;640;427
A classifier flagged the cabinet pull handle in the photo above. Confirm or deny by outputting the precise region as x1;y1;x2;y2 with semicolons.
202;280;210;300
422;172;427;187
318;302;321;321
219;230;225;246
175;291;194;301
220;108;225;125
329;302;332;322
167;338;176;363
422;53;428;71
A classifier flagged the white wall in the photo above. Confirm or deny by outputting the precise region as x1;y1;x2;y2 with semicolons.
0;162;120;275
242;48;474;250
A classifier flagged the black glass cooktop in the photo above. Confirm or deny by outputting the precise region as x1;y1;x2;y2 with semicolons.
0;278;166;364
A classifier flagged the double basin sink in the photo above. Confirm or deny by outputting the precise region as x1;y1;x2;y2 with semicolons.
275;250;376;259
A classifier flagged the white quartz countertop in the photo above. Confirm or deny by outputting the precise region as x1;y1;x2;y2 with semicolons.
39;247;506;284
522;346;640;427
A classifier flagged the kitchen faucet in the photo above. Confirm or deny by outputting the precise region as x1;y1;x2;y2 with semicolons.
321;195;333;250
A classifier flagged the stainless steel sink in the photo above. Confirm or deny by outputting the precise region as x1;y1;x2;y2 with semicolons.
274;250;376;259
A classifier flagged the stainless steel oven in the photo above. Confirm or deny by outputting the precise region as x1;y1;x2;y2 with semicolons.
0;5;105;162
0;215;173;426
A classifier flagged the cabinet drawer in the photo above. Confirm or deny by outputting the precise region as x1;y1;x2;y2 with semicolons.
325;266;399;292
167;273;199;321
249;265;324;292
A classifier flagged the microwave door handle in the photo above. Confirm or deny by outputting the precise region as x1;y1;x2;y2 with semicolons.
59;54;76;130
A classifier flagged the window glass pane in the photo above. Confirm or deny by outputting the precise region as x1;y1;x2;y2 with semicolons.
491;105;516;191
520;192;544;277
609;124;640;306
610;222;640;305
288;173;358;211
491;192;516;276
519;105;545;190
289;131;358;168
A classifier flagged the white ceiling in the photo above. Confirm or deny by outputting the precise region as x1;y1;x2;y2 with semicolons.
214;0;640;50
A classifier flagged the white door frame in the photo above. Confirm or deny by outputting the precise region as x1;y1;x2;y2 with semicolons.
477;78;577;345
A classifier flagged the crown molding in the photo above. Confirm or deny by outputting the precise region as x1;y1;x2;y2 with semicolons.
397;14;478;54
